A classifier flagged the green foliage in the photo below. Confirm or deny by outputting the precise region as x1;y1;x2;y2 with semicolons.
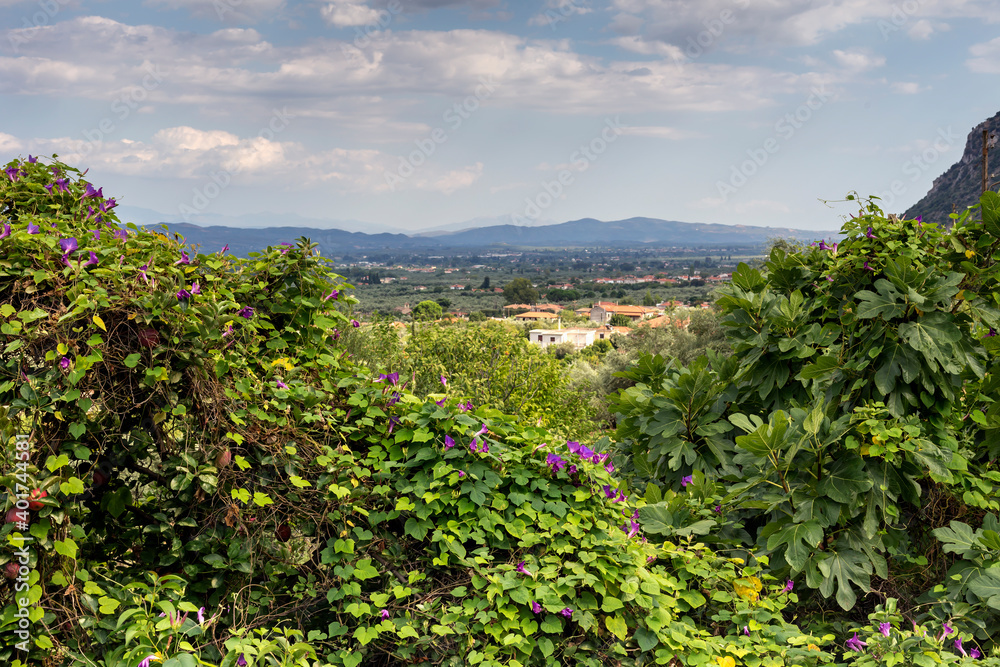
503;278;539;305
412;300;443;321
609;314;633;328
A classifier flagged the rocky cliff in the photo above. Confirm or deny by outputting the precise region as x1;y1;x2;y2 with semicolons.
904;112;1000;224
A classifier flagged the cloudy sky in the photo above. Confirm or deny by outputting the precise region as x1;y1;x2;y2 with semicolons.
1;0;999;233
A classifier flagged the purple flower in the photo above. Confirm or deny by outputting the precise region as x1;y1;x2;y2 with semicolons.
435;397;446;406
139;264;149;284
27;222;40;234
99;198;117;212
714;504;722;513
915;215;923;223
939;623;955;641
377;372;399;386
59;237;78;255
440;375;447;387
27;155;37;163
531;601;542;614
5;165;20;182
53;178;68;193
603;484;615;499
567;441;581;454
0;222;9;239
458;470;465;478
458;401;473;412
846;633;867;652
323;289;339;302
783;580;794;593
351;319;360;327
276;380;287;389
470;438;479;453
567;464;577;475
177;289;192;301
59;356;70;369
864;260;875;272
237;655;248;667
387;391;400;406
956;638;967;658
546;453;566;472
90;229;100;241
972;648;981;659
743;626;750;636
614;490;626;503
818;240;828;250
191;282;201;295
138;655;158;667
879;622;890;637
681;475;693;488
865;226;875;239
220;244;229;254
478;424;488;436
82;183;103;199
279;242;293;254
83;251;98;267
516;561;533;576
222;325;233;338
444;435;455;450
239;306;255;319
387;416;399;435
988;328;997;337
604;460;615;473
174;251;191;265
114;229;128;241
380;609;389;620
560;608;573;618
197;607;206;625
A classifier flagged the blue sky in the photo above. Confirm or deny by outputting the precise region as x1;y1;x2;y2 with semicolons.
1;0;999;233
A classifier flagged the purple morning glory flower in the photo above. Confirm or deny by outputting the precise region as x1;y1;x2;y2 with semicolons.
743;626;750;636
380;609;389;620
174;251;191;265
567;441;581;454
191;282;201;295
83;251;98;267
864;260;875;272
222;324;234;338
59;237;78;255
5;166;20;182
614;490;626;503
681;475;693;488
177;289;192;301
865;226;875;239
470;438;479;453
846;633;867;652
915;215;922;223
138;655;158;667
546;453;567;472
27;155;37;163
435;397;446;406
783;580;794;593
531;601;542;614
516;561;532;576
603;484;615;499
604;460;615;473
972;648;981;659
955;638;967;657
939;622;954;641
440;374;447;387
560;608;573;618
53;178;68;193
387;416;399;435
477;424;488;436
714;504;722;513
444;435;455;450
279;242;293;254
90;229;100;241
114;229;128;241
197;607;206;625
276;380;287;389
27;222;40;234
81;183;103;199
387;391;400;406
0;222;9;239
139;264;149;283
567;464;577;475
237;655;248;667
239;306;255;319
59;357;70;369
351;319;360;327
879;622;890;637
458;470;465;478
458;401;473;412
99;198;117;212
323;289;339;302
377;372;399;386
220;244;229;254
818;240;828;250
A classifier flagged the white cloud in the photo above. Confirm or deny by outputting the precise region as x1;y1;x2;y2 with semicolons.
528;0;592;28
889;81;928;94
832;48;885;72
320;0;384;27
968;37;1000;74
619;126;697;139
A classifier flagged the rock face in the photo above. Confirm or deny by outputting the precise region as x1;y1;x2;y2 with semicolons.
904;112;1000;224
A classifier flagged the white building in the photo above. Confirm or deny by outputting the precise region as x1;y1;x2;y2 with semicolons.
528;325;630;350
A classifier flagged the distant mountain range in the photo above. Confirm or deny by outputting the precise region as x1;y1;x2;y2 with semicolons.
147;217;836;257
904;111;1000;224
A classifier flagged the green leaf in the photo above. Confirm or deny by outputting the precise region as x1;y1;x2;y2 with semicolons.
855;280;905;319
982;190;1000;237
766;520;823;571
123;353;142;368
605;614;629;641
817;455;872;504
817;550;872;610
353;559;379;580
933;521;980;558
897;312;962;370
537;637;554;658
53;539;78;560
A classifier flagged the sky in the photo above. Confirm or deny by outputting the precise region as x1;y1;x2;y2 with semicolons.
1;0;999;234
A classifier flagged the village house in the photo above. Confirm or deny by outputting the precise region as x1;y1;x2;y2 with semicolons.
529;324;631;350
590;302;647;324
